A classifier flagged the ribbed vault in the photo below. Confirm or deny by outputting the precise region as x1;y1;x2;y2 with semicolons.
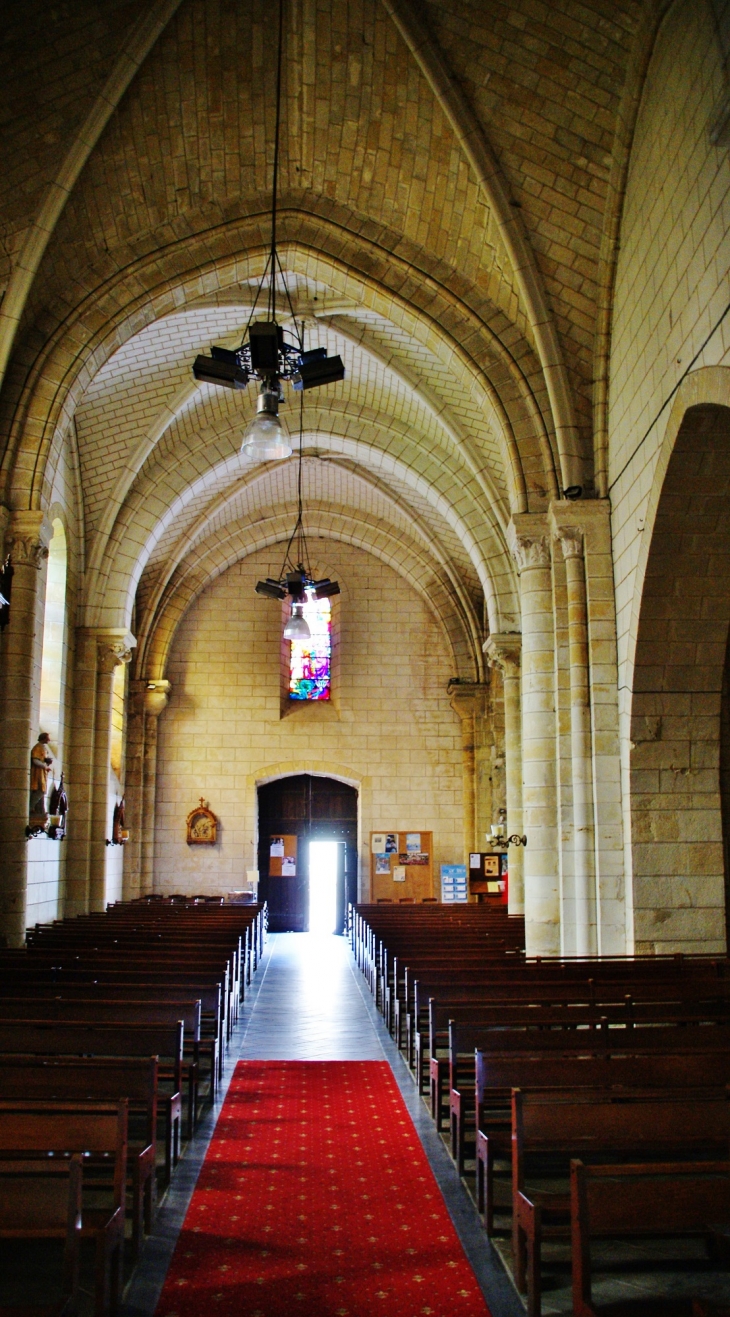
0;0;645;686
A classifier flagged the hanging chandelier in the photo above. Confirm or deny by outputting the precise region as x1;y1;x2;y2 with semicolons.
255;396;339;635
191;0;344;459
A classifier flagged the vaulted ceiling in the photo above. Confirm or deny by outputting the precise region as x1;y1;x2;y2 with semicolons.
0;0;651;679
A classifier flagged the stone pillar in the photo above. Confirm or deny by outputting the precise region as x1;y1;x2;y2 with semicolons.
448;682;489;862
141;680;171;896
509;514;559;955
88;632;134;912
556;527;596;955
485;634;524;916
0;511;51;945
66;628;135;915
550;499;625;953
123;680;146;901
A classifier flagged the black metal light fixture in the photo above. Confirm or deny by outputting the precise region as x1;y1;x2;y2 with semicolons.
191;0;345;459
255;397;339;635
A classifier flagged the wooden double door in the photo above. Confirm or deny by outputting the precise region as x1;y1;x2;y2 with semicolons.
257;775;358;932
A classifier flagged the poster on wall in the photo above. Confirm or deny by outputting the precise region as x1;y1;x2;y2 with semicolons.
385;833;398;853
270;838;285;858
371;834;386;854
281;855;296;876
375;854;391;875
400;851;429;866
405;833;421;852
393;866;406;882
441;864;468;903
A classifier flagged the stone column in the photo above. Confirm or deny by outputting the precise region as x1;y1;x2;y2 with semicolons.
485;634;524;915
122;680;146;901
556;527;596;955
448;682;487;862
509;514;559;954
67;628;135;915
550;498;625;953
141;680;171;896
0;511;51;945
88;632;135;912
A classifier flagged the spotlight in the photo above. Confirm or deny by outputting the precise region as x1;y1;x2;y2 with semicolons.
255;579;287;600
312;579;341;600
563;485;583;501
292;352;346;391
249;321;282;372
193;354;249;390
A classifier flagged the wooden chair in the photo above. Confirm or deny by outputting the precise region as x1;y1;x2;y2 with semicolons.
0;1154;82;1317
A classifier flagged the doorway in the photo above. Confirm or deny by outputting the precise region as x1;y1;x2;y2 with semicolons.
309;841;339;935
257;774;358;933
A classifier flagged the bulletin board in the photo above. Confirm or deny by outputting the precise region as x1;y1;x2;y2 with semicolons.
268;834;298;877
370;831;434;902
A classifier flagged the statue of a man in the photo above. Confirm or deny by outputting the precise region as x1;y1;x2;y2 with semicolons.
30;732;53;822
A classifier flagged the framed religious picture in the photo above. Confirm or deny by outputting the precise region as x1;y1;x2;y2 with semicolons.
186;798;218;845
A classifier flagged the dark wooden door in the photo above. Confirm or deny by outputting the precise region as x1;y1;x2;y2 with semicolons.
258;775;358;932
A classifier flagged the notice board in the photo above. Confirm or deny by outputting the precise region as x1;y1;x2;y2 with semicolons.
370;831;434;902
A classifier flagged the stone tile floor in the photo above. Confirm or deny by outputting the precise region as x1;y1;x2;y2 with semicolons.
122;933;730;1317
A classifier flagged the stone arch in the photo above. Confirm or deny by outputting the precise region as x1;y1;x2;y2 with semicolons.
629;386;730;954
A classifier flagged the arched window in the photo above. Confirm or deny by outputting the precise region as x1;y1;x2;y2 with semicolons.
288;593;331;701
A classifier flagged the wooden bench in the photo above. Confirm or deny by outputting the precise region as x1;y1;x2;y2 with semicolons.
0;998;205;1135
0;1021;183;1183
474;1048;730;1229
446;1003;730;1169
570;1158;730;1317
510;1088;730;1317
0;1102;128;1317
0;1154;82;1317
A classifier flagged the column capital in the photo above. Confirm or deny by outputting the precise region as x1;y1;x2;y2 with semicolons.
447;679;488;719
144;679;172;717
508;513;550;573
5;510;52;568
484;632;522;675
549;497;611;545
555;526;584;561
84;627;137;673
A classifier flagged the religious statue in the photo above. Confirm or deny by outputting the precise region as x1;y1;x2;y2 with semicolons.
29;732;53;824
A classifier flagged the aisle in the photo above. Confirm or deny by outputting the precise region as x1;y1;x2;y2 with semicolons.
239;932;385;1059
154;1060;492;1316
125;933;521;1317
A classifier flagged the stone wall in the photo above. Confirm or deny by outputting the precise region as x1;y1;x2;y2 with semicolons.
153;543;465;898
608;0;730;951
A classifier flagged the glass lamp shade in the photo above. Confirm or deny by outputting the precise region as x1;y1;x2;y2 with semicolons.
241;394;292;460
284;603;311;641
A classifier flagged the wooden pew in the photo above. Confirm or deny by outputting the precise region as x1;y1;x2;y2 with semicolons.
0;1102;128;1317
0;970;226;1082
446;1003;730;1166
0;1021;183;1182
570;1159;730;1317
0;1056;159;1257
0;998;204;1134
473;1048;730;1229
0;1154;82;1317
510;1088;730;1317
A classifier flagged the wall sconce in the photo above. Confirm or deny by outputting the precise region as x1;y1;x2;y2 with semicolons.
487;811;526;848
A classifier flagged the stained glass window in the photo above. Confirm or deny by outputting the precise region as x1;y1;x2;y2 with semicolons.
289;593;331;700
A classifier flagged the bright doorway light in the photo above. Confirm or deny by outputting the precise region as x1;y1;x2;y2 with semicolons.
309;840;338;934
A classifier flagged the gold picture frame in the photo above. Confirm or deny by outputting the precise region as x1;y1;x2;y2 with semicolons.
186;798;218;846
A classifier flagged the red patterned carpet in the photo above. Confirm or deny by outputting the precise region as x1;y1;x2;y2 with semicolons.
155;1060;492;1317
